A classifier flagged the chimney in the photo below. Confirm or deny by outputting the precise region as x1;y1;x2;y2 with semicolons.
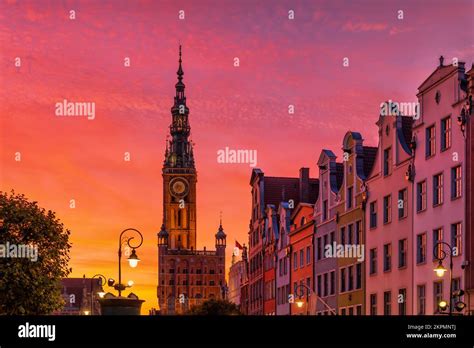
299;167;310;203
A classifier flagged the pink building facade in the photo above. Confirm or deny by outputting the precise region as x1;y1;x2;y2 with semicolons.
365;115;414;315
412;57;469;315
276;201;292;315
312;150;343;314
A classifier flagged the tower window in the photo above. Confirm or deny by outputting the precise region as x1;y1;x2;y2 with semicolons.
177;209;182;227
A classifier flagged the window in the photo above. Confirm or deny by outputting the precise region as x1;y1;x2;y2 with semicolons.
300;217;306;226
347;186;353;209
441;116;451;151
340;227;345;245
398;188;407;219
426;125;436;157
398;288;407;315
383;291;391;315
370;248;377;275
356;305;362;315
317;275;322;296
370;294;377;315
323;200;329;221
340;268;346;293
433;228;443;260
323;273;328;297
323;234;328;259
306;277;311;292
348;266;354;291
306;246;311;265
279;259;283;276
433;173;443;206
451;223;462;256
355;221;362;244
317;237;322;261
293;252;298;270
348;224;353;245
349;307;354;315
433;280;443;313
451;166;462;199
453;278;461;303
330;231;335;245
383;243;392;272
330;271;335;295
383;195;391;224
299;250;304;268
383;147;391;176
417;180;427;212
356;263;362;289
370;201;377;228
398;239;407;268
416;233;426;264
417;285;426;315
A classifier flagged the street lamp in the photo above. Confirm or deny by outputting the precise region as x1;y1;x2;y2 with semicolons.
434;260;447;278
90;274;107;315
128;249;140;268
116;228;144;296
433;241;465;315
293;283;336;315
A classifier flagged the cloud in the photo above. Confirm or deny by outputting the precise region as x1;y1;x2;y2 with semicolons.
342;21;388;32
389;26;414;36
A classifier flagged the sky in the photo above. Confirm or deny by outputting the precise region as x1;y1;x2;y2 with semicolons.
0;0;473;314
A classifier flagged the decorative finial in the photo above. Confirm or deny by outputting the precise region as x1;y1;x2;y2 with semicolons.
219;211;223;226
439;55;444;67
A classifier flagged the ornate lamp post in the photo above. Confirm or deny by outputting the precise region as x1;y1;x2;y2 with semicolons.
294;283;336;316
433;241;466;315
114;228;143;297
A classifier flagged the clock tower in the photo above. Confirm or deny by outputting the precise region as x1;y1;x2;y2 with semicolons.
162;45;197;250
157;46;226;314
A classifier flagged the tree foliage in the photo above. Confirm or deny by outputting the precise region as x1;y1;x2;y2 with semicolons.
0;191;72;314
187;299;241;315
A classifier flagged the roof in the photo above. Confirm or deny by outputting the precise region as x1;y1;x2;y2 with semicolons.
308;178;319;203
264;177;300;207
418;61;464;93
362;146;377;178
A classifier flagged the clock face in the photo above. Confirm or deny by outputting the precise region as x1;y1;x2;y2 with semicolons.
169;177;189;197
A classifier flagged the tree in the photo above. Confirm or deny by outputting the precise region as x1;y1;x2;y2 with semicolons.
186;299;241;315
0;191;71;314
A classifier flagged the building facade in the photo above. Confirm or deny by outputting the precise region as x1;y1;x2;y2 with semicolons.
313;150;343;315
57;277;102;315
247;168;317;315
290;203;316;315
228;255;244;306
263;204;278;315
365;115;414;315
412;57;467;315
276;201;292;315
157;47;226;315
465;65;474;315
335;132;376;315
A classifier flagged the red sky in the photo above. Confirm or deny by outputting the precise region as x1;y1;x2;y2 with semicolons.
0;0;472;314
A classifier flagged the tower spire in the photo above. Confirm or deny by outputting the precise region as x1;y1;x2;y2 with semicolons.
177;44;184;81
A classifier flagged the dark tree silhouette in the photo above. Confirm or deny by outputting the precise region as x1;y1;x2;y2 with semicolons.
0;191;71;314
187;299;241;315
